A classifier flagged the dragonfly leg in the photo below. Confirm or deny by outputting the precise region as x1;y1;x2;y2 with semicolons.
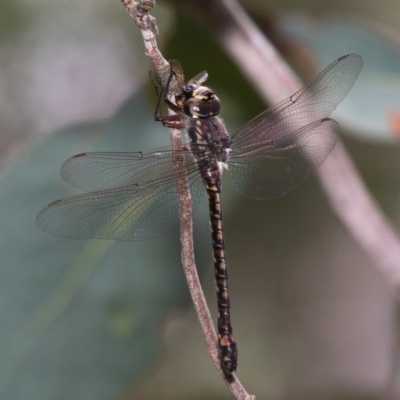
156;114;184;129
149;70;164;121
151;64;185;128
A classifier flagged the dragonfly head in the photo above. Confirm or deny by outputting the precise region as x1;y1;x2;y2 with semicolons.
181;84;221;119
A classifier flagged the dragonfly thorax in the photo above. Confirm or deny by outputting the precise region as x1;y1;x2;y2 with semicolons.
211;139;231;159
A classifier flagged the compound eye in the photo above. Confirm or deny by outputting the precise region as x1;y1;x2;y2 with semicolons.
184;98;211;118
211;97;221;115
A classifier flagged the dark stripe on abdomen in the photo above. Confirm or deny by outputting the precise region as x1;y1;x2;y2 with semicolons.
204;175;238;375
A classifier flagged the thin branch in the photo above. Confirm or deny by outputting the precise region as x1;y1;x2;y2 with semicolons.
120;1;255;399
164;0;400;295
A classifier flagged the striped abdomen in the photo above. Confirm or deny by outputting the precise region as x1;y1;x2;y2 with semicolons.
203;172;238;375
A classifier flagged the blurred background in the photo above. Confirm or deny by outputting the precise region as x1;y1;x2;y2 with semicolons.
1;0;400;399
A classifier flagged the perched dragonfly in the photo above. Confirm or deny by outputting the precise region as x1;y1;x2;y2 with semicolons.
36;54;363;375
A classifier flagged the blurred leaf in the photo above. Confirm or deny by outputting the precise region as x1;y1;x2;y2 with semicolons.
281;14;400;142
0;89;212;400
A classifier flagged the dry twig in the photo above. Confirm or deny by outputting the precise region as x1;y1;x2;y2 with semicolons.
120;1;255;399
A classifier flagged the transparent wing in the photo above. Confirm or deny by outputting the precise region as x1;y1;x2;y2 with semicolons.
169;59;185;92
36;167;204;241
187;70;208;86
229;118;340;199
61;146;197;191
231;54;362;147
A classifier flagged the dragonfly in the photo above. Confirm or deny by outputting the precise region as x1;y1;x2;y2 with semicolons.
36;53;363;375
